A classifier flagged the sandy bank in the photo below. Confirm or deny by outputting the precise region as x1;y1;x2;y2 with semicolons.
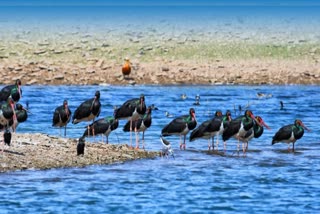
0;133;160;173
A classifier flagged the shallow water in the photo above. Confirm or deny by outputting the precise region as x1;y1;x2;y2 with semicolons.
1;84;320;213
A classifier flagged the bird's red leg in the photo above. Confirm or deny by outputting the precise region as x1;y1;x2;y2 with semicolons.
129;119;133;149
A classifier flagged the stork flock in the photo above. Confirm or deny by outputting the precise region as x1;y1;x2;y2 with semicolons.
0;77;310;157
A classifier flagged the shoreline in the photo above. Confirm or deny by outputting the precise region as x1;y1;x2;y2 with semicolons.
0;133;160;173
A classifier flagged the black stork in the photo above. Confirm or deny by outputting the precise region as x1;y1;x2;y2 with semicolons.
82;116;119;144
222;110;260;153
161;108;197;150
0;97;16;152
11;103;29;132
190;110;232;151
72;91;101;138
239;116;269;155
272;119;310;152
77;136;85;156
114;94;146;149
123;106;152;149
52;100;72;136
0;79;22;103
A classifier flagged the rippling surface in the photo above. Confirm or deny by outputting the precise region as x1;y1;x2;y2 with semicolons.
1;85;320;213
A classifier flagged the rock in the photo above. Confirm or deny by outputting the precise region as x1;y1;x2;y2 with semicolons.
162;66;169;71
34;50;47;55
26;79;38;85
54;75;64;80
96;59;104;68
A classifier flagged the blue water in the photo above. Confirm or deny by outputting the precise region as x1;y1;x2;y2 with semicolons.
1;85;320;213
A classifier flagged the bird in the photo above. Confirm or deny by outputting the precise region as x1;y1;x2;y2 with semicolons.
0;97;16;152
193;94;200;105
122;57;131;78
11;103;29;132
3;130;11;146
222;110;259;153
82;116;119;144
0;97;16;129
161;108;197;150
114;94;146;149
77;136;85;156
0;79;22;103
72;91;101;138
190;110;232;151
180;93;187;100
280;101;284;110
272;119;310;152
239;116;269;155
123;106;152;149
52;100;72;136
160;136;174;158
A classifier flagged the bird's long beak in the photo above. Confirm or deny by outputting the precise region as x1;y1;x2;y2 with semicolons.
10;101;17;120
192;112;197;122
18;85;22;98
301;122;311;132
23;107;32;115
259;118;271;130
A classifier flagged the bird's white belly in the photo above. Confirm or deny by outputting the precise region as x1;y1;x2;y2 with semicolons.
0;110;8;126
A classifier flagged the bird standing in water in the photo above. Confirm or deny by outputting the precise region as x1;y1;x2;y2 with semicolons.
162;108;197;150
122;57;131;79
190;110;232;151
114;94;146;149
272;119;310;152
0;79;22;103
52;100;72;136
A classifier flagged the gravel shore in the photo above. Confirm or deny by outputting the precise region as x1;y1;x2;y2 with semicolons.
0;133;160;173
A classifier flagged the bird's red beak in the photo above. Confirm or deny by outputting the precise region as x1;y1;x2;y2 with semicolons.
259;118;271;130
300;121;311;132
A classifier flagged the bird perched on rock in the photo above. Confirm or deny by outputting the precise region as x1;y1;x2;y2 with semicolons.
82;116;119;144
123;106;152;149
0;79;22;103
114;94;146;149
122;57;131;79
162;108;197;150
272;119;310;152
77;136;85;156
52;100;72;136
73;91;101;139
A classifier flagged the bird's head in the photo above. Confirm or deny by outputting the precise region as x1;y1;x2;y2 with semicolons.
189;108;196;121
295;119;311;132
215;110;222;117
255;116;270;130
225;110;232;121
95;91;100;100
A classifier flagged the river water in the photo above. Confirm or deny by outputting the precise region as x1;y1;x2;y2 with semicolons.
0;85;319;213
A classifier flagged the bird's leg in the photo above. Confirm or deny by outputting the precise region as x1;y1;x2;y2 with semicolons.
224;141;227;153
207;139;211;151
135;126;139;150
129;119;133;149
106;136;109;144
92;119;96;143
179;135;182;150
183;135;186;150
237;139;240;156
59;127;61;137
292;143;295;153
212;137;215;151
216;136;219;151
64;125;67;137
142;131;145;150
